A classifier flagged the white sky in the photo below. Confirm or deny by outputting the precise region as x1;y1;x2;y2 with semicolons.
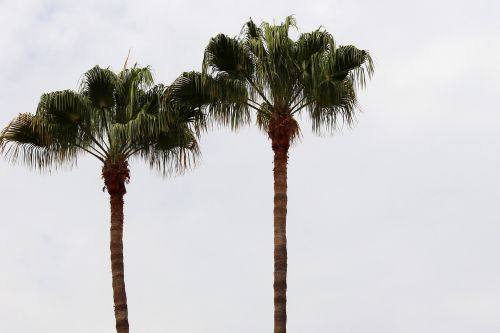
1;0;500;332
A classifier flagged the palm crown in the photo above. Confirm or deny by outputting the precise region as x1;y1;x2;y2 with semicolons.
0;65;200;173
172;16;373;139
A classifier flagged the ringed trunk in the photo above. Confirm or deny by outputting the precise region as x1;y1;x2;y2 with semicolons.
269;114;297;333
102;159;130;333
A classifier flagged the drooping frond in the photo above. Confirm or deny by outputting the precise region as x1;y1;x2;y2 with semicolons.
79;66;118;137
242;19;268;65
37;90;92;125
114;65;155;124
282;15;297;31
0;113;78;169
257;19;298;108
242;18;261;40
35;90;103;156
307;79;358;133
200;16;373;136
294;30;331;65
1;64;203;174
80;66;118;109
203;34;255;80
111;83;165;143
121;101;201;176
333;45;374;87
137;123;200;176
168;71;248;130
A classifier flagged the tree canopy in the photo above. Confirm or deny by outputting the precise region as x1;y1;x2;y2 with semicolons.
0;65;201;174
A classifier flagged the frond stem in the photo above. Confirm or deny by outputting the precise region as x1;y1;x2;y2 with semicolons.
101;111;112;147
248;98;260;106
290;96;307;113
75;144;105;162
78;126;109;157
244;102;264;113
245;75;273;107
291;101;313;115
86;144;108;159
125;147;143;159
288;89;302;107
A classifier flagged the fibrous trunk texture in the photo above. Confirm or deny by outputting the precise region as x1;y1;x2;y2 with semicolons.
102;159;130;333
269;114;297;333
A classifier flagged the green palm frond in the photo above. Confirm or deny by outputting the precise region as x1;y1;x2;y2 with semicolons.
0;113;78;169
332;45;374;86
140;84;165;117
1;65;202;174
294;30;331;65
111;111;159;151
80;66;118;109
133;122;200;175
37;90;92;127
200;16;373;136
168;71;212;107
203;34;255;80
307;79;358;133
168;71;248;130
114;65;155;124
242;18;261;40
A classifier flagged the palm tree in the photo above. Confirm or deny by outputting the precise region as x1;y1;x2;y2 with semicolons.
0;65;201;333
171;16;373;333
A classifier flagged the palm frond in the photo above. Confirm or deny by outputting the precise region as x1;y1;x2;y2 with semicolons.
294;30;331;65
202;34;255;80
80;66;118;109
37;90;92;128
241;18;261;40
131;123;200;176
169;71;248;130
114;65;155;124
333;45;374;87
35;90;102;153
307;80;358;133
0;113;78;169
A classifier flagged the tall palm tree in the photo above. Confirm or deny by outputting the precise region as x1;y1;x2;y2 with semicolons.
171;16;373;333
0;65;201;333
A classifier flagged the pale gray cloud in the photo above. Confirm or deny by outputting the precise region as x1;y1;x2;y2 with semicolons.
1;0;499;332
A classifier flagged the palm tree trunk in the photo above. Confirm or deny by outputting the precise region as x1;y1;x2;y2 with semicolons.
272;142;289;333
103;160;130;333
269;113;297;333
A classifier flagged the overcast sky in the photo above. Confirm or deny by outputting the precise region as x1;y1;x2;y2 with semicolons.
1;0;500;332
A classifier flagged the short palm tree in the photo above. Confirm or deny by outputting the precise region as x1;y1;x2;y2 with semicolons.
0;65;201;333
171;16;373;333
